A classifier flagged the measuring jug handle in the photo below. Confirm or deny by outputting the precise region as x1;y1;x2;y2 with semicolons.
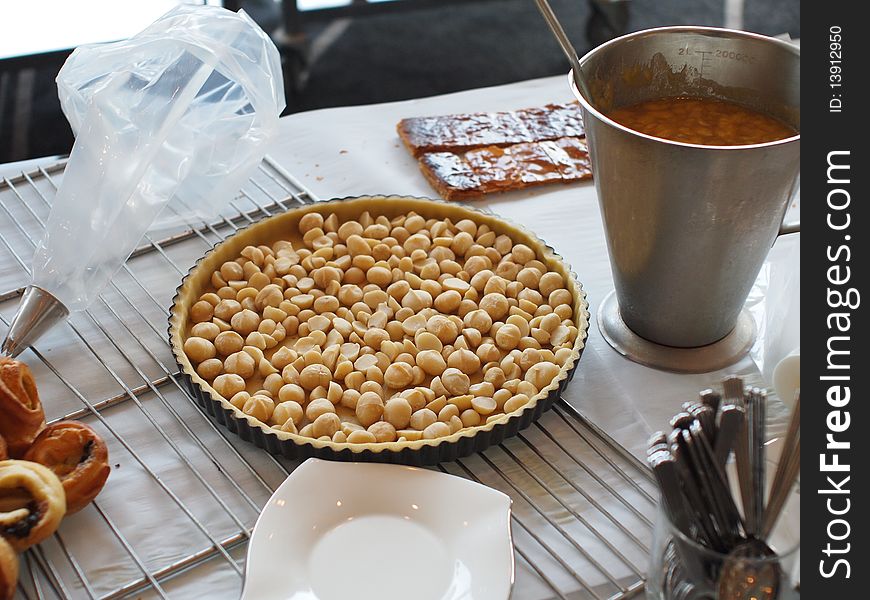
778;183;800;235
779;219;800;236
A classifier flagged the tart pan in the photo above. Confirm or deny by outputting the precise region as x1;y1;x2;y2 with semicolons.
169;196;589;466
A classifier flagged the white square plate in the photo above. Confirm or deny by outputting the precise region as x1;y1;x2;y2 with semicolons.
242;458;514;600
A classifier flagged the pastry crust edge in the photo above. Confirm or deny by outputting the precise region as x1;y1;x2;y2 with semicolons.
168;195;590;456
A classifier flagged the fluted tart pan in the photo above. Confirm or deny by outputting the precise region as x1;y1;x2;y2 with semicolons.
168;195;589;465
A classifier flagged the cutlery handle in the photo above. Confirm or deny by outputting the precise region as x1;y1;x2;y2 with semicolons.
531;0;592;99
649;451;693;537
749;389;767;536
734;414;754;529
714;404;744;468
533;0;583;71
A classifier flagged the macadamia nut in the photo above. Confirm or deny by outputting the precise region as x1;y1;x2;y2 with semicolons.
186;207;578;445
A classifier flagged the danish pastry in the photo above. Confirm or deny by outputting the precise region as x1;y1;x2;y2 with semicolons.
0;537;16;600
0;460;66;552
24;422;110;514
0;358;46;457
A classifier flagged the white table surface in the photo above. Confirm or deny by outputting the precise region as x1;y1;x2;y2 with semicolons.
267;74;800;458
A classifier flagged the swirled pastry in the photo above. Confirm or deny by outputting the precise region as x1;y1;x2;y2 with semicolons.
0;359;46;457
24;422;110;514
0;537;17;600
0;460;66;552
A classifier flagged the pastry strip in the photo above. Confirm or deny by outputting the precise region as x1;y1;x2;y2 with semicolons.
515;102;586;141
418;137;593;201
416;152;481;200
543;137;594;180
398;102;584;157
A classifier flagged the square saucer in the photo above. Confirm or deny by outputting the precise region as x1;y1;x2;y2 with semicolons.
243;458;514;600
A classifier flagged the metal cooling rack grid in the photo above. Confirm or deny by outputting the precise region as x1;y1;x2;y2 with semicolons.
0;158;657;599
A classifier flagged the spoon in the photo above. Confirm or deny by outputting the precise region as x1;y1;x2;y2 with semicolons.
687;422;744;539
532;0;593;98
649;438;714;596
699;388;721;414
753;389;768;534
668;431;722;551
718;537;783;600
685;402;716;447
648;448;692;537
663;541;714;600
731;390;755;531
745;388;767;537
714;403;745;467
721;375;745;406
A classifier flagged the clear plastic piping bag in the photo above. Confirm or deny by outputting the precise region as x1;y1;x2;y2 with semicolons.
2;5;284;356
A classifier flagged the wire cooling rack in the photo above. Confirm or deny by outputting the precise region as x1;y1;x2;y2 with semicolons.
0;158;658;600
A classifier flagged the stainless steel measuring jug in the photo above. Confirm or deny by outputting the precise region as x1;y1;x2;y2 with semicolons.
571;27;800;348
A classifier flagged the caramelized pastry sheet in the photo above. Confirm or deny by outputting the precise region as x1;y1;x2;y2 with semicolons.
398;102;584;157
515;103;586;141
419;137;592;201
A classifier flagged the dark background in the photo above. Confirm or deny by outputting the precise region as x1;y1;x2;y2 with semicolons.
0;0;799;163
803;1;864;597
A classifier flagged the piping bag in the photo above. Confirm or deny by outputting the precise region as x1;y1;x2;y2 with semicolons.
1;5;284;357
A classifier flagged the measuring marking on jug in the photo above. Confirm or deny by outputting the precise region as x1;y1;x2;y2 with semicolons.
679;46;757;64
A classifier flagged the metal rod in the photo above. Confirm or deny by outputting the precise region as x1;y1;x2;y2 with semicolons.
555;401;656;485
453;458;604;599
27;547;64;599
508;437;647;574
53;531;99;600
525;426;654;544
264;155;319;202
24;553;44;599
76;309;259;527
538;415;655;525
435;463;569;600
532;0;589;96
92;501;170;599
103;532;248;600
0;183;257;540
0;311;245;579
0;160;64;188
49;375;174;423
479;449;624;595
